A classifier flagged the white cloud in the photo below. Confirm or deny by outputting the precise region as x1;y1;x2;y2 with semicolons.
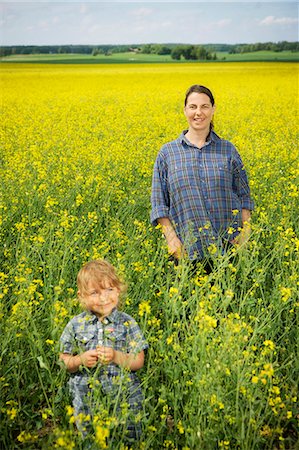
38;20;49;30
131;8;153;18
88;24;102;35
214;19;232;27
259;16;298;26
79;4;88;14
161;21;172;28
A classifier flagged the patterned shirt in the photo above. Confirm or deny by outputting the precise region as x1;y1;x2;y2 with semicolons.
60;308;148;437
150;130;254;259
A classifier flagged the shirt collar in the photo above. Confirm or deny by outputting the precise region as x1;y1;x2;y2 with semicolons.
85;308;119;324
180;129;220;145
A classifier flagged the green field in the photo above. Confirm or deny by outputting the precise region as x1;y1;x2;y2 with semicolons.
1;50;298;64
215;50;299;62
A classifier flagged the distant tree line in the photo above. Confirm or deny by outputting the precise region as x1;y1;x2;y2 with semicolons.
140;43;216;60
1;41;298;58
228;41;299;54
0;44;129;57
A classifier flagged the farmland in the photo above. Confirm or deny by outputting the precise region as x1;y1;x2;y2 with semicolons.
1;49;298;64
1;62;298;449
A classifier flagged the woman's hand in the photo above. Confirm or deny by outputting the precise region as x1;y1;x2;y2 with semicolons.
157;217;185;259
232;209;251;247
166;234;185;259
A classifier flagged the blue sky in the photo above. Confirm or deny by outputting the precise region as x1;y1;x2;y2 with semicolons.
0;1;298;46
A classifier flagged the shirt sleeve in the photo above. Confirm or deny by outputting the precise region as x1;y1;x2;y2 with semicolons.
126;318;149;354
59;321;75;354
150;150;170;226
231;148;254;211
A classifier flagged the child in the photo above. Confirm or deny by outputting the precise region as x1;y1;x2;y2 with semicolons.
59;259;148;444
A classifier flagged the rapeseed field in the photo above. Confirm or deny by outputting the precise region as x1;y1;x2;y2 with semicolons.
1;62;298;449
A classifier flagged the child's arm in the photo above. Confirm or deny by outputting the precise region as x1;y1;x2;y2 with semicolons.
60;349;99;373
97;346;145;371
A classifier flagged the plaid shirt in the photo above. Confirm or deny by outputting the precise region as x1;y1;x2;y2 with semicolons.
150;130;254;259
60;308;148;438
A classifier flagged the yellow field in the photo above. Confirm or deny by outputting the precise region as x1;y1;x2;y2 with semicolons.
1;62;298;449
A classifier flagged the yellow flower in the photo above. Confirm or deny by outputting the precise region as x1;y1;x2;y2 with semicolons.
263;340;275;350
95;425;109;448
169;286;179;297
17;431;38;443
177;420;184;434
279;286;292;302
138;300;151;316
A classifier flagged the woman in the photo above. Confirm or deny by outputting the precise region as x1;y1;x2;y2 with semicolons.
150;84;254;271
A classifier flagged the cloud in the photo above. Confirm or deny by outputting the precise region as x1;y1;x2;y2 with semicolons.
79;4;88;14
38;20;49;31
259;16;298;26
214;19;232;27
131;8;153;18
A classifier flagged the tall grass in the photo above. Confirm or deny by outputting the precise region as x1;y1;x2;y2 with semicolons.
1;62;298;449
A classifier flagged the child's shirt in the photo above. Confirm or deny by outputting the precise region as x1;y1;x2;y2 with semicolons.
59;308;148;397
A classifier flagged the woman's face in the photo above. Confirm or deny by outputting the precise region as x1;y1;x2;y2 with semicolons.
184;92;215;133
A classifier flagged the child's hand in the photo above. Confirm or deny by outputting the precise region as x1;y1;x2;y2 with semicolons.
81;349;99;368
97;346;114;365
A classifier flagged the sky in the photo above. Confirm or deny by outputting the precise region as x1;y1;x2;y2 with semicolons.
0;1;298;46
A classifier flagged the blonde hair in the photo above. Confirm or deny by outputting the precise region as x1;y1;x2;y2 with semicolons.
77;259;126;297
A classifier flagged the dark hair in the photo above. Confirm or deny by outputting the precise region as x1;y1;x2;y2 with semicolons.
184;84;215;106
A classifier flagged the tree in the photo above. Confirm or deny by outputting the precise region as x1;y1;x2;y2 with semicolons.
171;47;182;60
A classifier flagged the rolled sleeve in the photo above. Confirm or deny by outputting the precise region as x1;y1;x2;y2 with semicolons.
241;197;254;211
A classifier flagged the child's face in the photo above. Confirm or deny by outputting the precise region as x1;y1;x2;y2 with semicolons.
79;279;119;319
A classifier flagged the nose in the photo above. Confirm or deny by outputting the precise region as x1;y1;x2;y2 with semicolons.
99;291;109;300
195;106;204;114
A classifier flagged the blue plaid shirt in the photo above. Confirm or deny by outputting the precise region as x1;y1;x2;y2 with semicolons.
60;308;148;438
151;130;254;259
